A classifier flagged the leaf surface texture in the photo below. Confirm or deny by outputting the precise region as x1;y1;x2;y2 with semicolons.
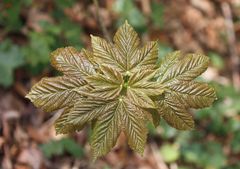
26;21;216;159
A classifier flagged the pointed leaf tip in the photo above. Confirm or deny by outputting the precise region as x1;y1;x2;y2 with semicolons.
25;94;30;99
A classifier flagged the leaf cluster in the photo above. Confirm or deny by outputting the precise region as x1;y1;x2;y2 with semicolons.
26;21;216;159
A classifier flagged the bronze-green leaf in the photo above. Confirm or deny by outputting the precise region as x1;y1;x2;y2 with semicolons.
156;93;195;130
128;70;164;96
166;80;217;108
55;106;85;134
122;98;148;154
126;70;164;108
130;41;158;71
68;99;109;126
51;47;95;78
26;76;88;112
26;21;216;159
90;100;122;160
154;51;181;80
87;65;123;99
127;89;155;108
156;52;209;84
114;20;140;71
91;35;125;72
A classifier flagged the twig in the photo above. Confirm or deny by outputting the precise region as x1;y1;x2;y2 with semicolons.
140;0;151;16
42;109;63;127
150;143;169;169
93;0;112;42
221;2;240;90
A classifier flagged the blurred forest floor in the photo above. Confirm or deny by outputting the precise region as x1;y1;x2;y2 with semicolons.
1;0;240;169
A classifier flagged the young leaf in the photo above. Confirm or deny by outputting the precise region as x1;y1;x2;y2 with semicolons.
26;76;89;112
156;52;209;84
127;89;156;108
122;98;148;154
126;70;164;108
154;51;180;79
166;80;216;109
51;47;95;79
131;41;158;71
26;21;216;159
91;35;125;72
128;70;164;96
157;93;195;130
90;100;122;159
113;21;140;71
55;106;85;134
68;99;109;126
86;65;123;99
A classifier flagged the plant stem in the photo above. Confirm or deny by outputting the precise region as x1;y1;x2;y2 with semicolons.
221;2;240;90
93;0;112;42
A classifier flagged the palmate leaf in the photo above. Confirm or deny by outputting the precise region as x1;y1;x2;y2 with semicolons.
166;80;216;108
122;98;148;154
154;51;181;80
68;99;109;126
91;36;125;72
130;41;158;71
26;21;216;159
113;21;140;71
86;65;123;99
127;69;164;108
127;89;156;108
91;21;158;73
128;70;164;96
156;52;209;84
90;97;148;159
155;51;216;129
51;47;95;79
26;76;89;112
155;51;216;104
157;93;194;130
55;106;85;134
90;100;122;159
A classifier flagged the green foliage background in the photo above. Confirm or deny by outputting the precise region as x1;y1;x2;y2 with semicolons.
0;0;239;169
